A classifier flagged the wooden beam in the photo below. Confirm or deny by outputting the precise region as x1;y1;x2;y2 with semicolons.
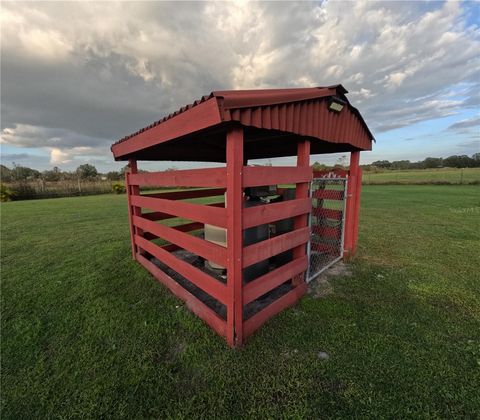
226;126;244;347
135;235;227;304
352;166;363;256
243;227;310;268
126;163;136;259
131;195;227;227
292;139;311;285
142;188;225;200
133;215;227;267
129;168;227;188
141;202;224;221
344;151;360;259
242;198;311;229
243;255;308;304
126;160;143;259
243;166;312;187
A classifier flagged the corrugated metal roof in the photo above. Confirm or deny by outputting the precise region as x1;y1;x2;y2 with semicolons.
111;85;374;160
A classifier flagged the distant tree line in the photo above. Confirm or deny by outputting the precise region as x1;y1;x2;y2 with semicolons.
365;153;480;170
1;153;479;183
0;163;132;182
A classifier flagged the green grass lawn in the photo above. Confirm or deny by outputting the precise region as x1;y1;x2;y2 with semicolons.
1;186;479;418
363;167;480;185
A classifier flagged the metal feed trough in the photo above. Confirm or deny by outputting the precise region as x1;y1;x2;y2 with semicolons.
111;86;373;347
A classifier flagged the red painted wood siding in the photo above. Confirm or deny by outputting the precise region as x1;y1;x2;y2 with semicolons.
129;168;227;188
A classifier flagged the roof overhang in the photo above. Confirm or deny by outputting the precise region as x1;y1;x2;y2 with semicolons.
111;85;374;162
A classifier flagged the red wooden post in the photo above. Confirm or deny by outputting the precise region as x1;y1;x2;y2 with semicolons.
292;139;310;285
352;166;363;256
226;127;244;347
344;151;360;259
126;159;142;259
125;160;136;259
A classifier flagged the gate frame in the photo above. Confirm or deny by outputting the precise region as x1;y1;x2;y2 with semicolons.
306;174;348;283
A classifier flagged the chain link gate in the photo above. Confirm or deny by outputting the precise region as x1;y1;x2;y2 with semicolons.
307;176;347;282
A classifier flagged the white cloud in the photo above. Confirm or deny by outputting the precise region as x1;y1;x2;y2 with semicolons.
50;148;71;164
1;0;479;168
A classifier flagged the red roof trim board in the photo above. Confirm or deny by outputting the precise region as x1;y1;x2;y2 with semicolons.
111;85;374;160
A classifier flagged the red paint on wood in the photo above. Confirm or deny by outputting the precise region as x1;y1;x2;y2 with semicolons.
243;166;312;187
131;195;227;228
125;167;137;259
292;140;311;285
312;225;342;239
311;242;340;254
112;98;223;158
343;151;360;259
243;283;307;339
138;221;203;236
142;188;225;200
133;215;227;267
172;222;203;232
135;235;227;304
226;127;244;347
313;189;344;200
142;202;225;221
129;168;227;188
352;167;363;256
136;253;226;337
242;198;311;229
243;227;310;268
316;208;343;220
243;255;308;304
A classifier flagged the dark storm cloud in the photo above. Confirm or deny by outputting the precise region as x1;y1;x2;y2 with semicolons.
1;0;479;168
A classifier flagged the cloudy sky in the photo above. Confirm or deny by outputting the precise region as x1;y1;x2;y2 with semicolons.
1;0;479;172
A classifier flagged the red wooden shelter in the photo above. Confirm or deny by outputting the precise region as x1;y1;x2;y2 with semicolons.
111;85;373;347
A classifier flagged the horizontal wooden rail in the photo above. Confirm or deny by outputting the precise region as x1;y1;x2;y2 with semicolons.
129;168;227;188
243;255;308;304
142;188;225;200
243;283;307;338
315;208;343;220
133;215;227;267
243;166;312;187
312;226;342;239
143;222;203;239
135;235;227;304
136;254;226;337
243;227;310;268
142;202;224;222
132;195;227;227
243;198;311;229
313;190;344;200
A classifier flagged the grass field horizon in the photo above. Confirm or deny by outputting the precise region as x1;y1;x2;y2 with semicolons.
2;167;480;202
1;185;479;418
362;167;480;184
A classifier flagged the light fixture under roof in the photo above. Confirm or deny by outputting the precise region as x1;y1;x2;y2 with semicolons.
328;97;346;113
